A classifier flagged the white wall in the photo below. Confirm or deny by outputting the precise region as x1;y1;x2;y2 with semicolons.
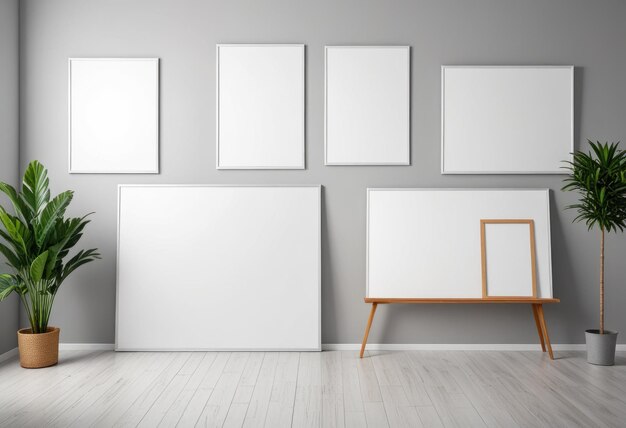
0;0;19;354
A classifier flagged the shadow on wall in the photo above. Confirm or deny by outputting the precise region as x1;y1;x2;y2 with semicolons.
321;187;333;342
573;67;584;150
550;194;581;343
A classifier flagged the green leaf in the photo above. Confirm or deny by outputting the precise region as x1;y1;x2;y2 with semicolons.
599;187;606;204
0;206;29;254
44;215;91;277
0;242;21;269
21;160;50;218
0;229;27;266
35;191;74;248
0;182;31;223
30;251;49;283
0;274;18;301
60;248;100;283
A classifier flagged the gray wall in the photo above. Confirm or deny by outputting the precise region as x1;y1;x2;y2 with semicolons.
19;0;626;345
0;0;19;354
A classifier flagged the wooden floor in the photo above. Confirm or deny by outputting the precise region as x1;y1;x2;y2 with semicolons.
0;350;625;427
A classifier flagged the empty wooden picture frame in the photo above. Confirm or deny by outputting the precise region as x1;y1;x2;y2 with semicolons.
216;44;305;169
480;219;538;299
441;66;574;174
69;58;159;173
325;46;410;165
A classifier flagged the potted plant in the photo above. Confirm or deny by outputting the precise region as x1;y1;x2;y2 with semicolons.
0;161;100;368
562;141;626;365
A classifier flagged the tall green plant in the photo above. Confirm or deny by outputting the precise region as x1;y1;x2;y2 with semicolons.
0;161;100;333
562;141;626;334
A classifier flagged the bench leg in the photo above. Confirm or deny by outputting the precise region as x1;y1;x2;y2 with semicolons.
532;304;546;352
535;304;554;360
360;303;378;358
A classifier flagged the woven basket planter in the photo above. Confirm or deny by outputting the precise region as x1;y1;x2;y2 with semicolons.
17;327;60;368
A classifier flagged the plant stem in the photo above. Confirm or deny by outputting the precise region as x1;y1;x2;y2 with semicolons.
19;294;34;332
600;226;605;335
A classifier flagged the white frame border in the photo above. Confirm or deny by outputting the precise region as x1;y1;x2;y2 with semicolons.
68;57;160;174
324;45;411;166
366;188;553;298
115;184;322;351
216;44;306;170
440;65;574;175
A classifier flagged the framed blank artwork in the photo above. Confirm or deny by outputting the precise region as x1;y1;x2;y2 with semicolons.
441;66;574;174
69;58;159;173
116;185;321;350
325;46;410;165
480;219;538;299
367;189;552;299
216;44;305;169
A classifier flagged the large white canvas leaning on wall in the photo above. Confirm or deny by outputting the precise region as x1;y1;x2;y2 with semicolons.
116;185;321;350
325;46;410;165
69;58;159;173
367;189;553;298
217;44;305;169
442;66;574;174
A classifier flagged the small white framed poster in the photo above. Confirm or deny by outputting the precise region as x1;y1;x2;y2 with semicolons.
441;65;574;174
325;46;410;165
216;44;305;169
68;58;159;174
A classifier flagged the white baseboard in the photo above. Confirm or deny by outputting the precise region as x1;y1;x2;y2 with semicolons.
48;343;626;352
322;343;626;351
59;343;115;351
0;347;18;363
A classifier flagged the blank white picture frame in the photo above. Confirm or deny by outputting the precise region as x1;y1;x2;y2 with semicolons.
325;46;410;165
116;185;321;351
441;66;574;174
216;44;305;169
367;189;553;299
481;220;537;298
69;58;159;173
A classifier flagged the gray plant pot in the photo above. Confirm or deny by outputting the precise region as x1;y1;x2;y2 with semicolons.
585;329;618;365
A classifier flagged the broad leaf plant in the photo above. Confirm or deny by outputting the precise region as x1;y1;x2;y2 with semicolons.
0;161;100;333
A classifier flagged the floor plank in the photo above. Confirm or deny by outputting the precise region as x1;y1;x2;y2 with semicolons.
137;352;205;426
0;350;624;427
340;351;366;428
174;352;231;427
157;353;219;427
50;352;158;427
0;351;116;427
195;353;250;427
292;353;322;427
363;401;389;427
356;352;382;403
73;352;175;427
112;352;192;427
265;352;300;428
243;352;278;427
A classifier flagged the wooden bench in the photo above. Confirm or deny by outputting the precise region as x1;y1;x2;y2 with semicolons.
360;297;560;359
